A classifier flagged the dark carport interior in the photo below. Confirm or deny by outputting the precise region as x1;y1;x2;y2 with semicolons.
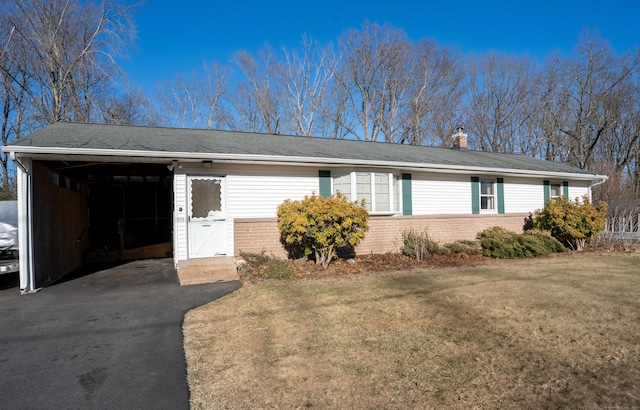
32;160;173;287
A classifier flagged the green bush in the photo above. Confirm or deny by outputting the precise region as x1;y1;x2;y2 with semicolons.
478;227;564;259
401;229;439;260
277;193;369;269
533;196;607;251
443;240;482;255
478;226;512;239
444;241;466;254
239;252;296;280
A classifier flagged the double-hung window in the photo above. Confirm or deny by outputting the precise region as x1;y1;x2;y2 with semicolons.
333;171;400;214
480;179;496;211
543;180;569;206
472;176;504;214
550;183;562;199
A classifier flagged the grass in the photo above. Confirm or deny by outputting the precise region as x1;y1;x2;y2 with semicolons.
183;252;640;409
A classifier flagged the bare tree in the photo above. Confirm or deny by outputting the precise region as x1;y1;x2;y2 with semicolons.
524;65;565;161
274;35;338;136
200;62;232;129
0;21;29;191
400;39;464;146
317;78;354;139
0;0;136;193
592;57;640;198
225;81;264;133
463;51;534;152
232;48;283;134
551;30;640;170
102;88;154;125
334;21;413;142
153;62;231;129
154;73;196;128
3;0;136;125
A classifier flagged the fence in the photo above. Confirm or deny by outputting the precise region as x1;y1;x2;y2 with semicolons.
604;213;640;237
595;211;640;248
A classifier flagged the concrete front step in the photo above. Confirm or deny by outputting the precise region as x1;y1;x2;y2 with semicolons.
178;256;239;286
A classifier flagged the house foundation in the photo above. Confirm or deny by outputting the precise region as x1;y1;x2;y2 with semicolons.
234;213;531;258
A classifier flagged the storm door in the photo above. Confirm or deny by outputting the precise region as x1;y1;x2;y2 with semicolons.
187;176;227;258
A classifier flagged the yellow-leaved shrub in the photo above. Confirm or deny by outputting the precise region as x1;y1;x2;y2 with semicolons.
532;196;607;251
277;193;369;268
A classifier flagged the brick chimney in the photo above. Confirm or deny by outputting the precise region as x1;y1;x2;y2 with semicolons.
452;127;467;151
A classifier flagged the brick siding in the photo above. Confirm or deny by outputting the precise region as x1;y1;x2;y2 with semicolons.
234;218;287;257
234;213;531;257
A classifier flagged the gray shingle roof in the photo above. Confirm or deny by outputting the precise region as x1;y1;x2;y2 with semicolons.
8;121;599;177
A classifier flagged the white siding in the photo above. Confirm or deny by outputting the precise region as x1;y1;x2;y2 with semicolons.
173;173;188;263
412;172;471;215
504;177;544;213
568;180;590;201
503;178;591;213
171;162;596;262
411;175;591;216
225;165;319;218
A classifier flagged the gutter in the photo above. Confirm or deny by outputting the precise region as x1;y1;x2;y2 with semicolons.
589;177;608;189
10;152;28;174
3;145;607;181
587;176;609;203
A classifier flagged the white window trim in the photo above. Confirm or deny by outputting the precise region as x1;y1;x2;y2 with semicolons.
480;179;497;214
550;182;562;199
332;170;401;215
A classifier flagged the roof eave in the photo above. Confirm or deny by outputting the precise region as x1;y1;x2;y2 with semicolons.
4;146;607;181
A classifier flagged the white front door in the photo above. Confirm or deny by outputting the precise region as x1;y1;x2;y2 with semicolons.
188;176;227;258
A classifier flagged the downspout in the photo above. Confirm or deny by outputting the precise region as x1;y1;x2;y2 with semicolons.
588;176;608;202
10;152;35;293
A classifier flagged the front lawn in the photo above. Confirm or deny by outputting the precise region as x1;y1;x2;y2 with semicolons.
184;252;640;409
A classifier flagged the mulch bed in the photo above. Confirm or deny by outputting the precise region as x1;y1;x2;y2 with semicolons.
240;247;617;283
296;252;492;277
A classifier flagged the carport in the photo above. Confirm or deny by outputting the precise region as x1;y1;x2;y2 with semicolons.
4;122;243;293
2;122;187;293
11;156;174;292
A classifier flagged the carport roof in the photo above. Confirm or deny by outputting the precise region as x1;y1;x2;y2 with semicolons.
5;121;605;180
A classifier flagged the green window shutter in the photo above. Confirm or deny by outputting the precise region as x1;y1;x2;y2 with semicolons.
319;170;331;197
471;177;480;214
563;181;569;198
497;178;505;214
401;173;412;215
543;180;550;206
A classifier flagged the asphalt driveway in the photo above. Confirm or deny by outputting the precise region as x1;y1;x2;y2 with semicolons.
0;259;241;410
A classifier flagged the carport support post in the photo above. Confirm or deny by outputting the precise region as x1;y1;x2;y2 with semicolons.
16;156;35;293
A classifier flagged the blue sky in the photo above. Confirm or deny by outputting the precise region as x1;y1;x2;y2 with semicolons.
121;0;639;93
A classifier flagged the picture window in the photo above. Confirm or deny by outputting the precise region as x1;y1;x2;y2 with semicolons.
333;171;400;214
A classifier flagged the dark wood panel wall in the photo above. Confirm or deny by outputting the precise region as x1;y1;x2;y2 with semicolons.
32;162;89;287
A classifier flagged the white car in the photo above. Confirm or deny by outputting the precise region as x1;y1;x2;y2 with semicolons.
0;201;18;274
